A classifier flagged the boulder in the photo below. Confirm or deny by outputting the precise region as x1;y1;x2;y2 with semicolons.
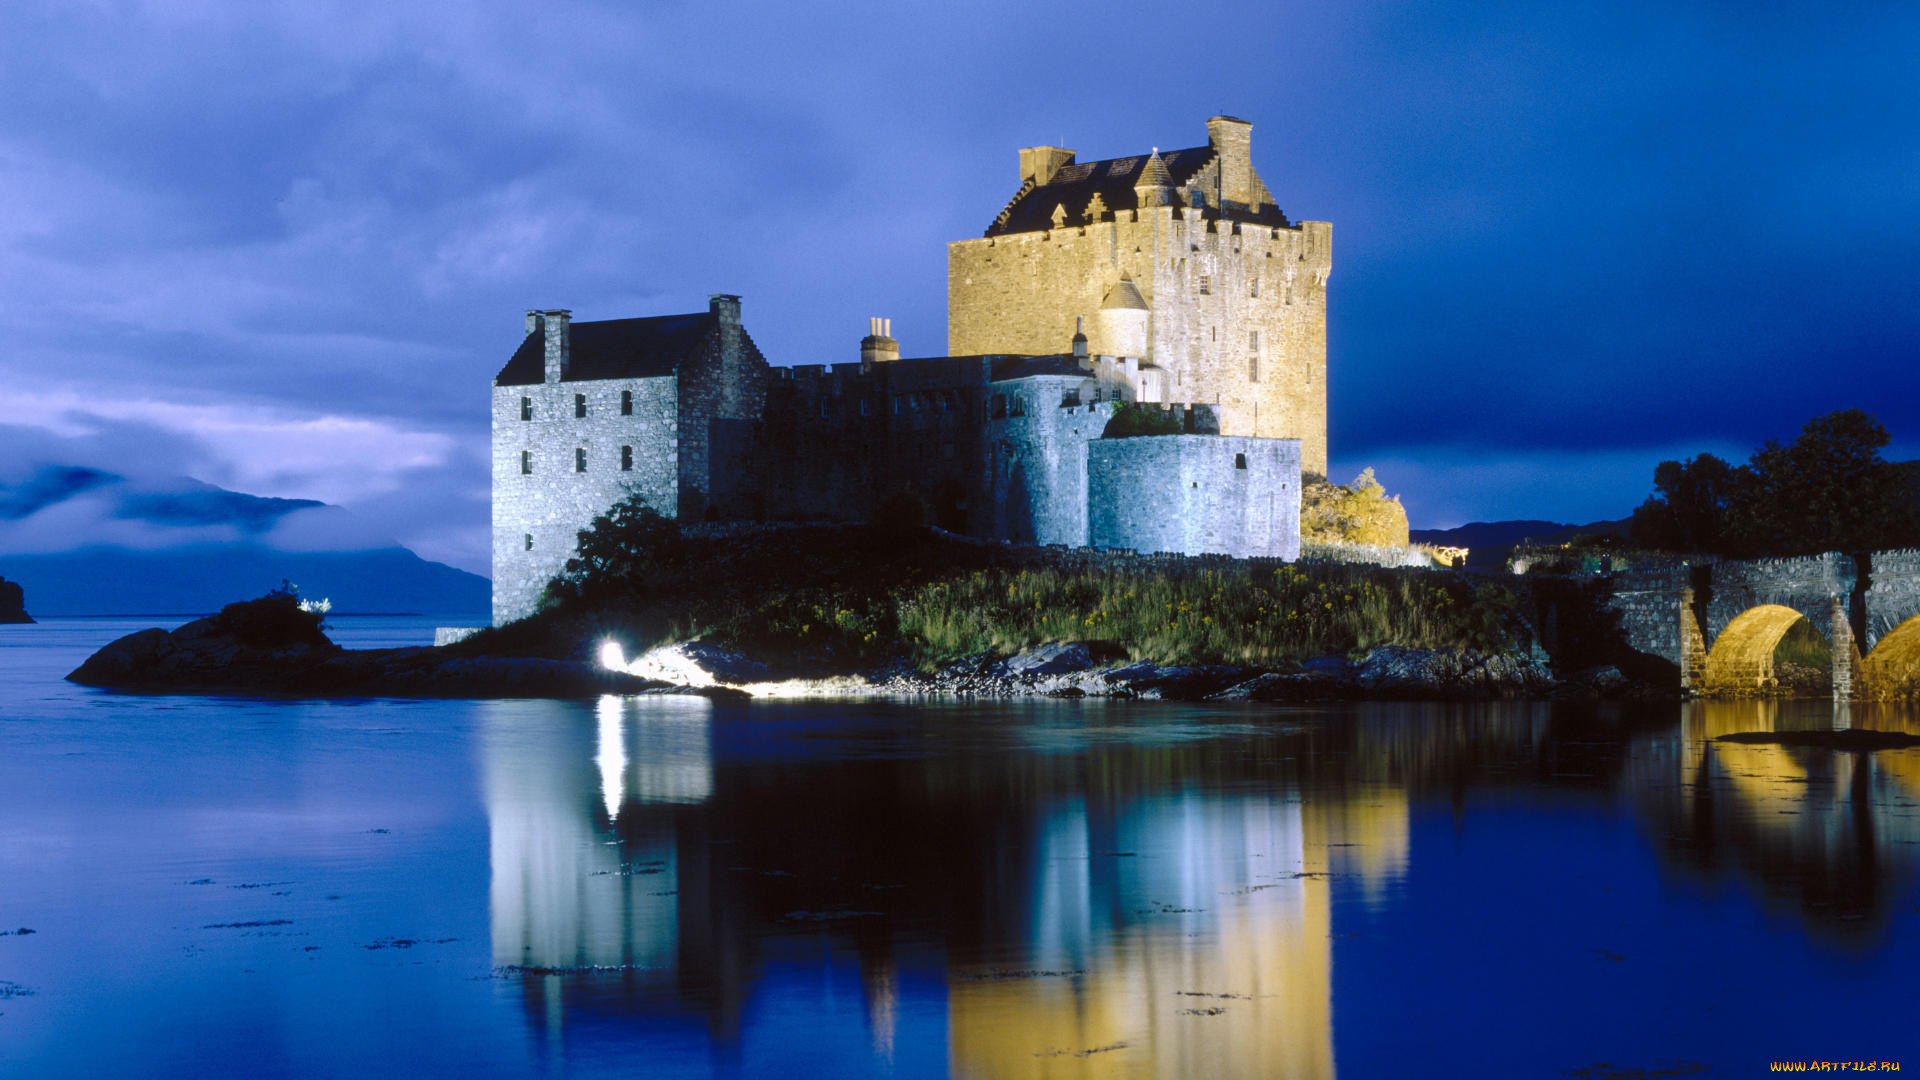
626;642;772;686
992;642;1096;679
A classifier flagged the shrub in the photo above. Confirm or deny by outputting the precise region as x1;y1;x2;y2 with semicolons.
1101;402;1185;439
214;581;330;649
542;494;686;609
1301;469;1410;547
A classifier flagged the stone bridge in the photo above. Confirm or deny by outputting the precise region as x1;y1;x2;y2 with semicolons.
1602;549;1920;698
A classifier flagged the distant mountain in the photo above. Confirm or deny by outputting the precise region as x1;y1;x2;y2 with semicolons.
2;545;488;617
1411;519;1630;567
0;466;487;618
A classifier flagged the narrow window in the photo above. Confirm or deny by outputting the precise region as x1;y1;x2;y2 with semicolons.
1235;452;1248;470
1249;354;1260;382
860;398;871;417
574;393;586;418
520;450;532;475
621;445;633;471
621;390;633;416
574;447;586;472
1199;274;1211;295
520;396;532;421
524;533;533;551
892;397;902;415
991;394;1007;419
1250;278;1259;298
820;400;831;418
1285;283;1293;305
1250;329;1260;350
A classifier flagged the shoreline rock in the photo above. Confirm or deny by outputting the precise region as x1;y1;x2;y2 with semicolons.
67;618;744;700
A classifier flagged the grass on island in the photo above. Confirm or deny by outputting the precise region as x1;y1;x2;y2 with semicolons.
451;514;1521;673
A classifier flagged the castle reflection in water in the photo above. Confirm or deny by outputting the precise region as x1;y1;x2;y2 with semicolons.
477;695;1920;1077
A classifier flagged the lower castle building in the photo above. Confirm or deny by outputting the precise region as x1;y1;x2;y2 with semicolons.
491;117;1324;625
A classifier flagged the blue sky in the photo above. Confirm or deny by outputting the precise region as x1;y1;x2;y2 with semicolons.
1;0;1914;573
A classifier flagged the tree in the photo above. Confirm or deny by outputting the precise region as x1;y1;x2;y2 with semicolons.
1631;409;1919;557
1739;409;1916;555
541;494;685;607
1629;453;1744;553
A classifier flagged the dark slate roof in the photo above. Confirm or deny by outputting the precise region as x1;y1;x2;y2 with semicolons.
986;145;1289;237
494;312;714;385
990;354;1088;381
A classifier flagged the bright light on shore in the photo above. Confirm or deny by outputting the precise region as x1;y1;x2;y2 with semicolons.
599;640;629;672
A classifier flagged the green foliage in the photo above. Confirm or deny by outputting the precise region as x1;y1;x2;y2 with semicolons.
1773;617;1831;670
893;563;1515;667
542;494;686;608
1301;469;1410;547
1100;402;1185;438
214;581;330;649
1632;409;1920;557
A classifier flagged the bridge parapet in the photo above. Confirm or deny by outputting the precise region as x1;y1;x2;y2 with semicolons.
1706;553;1858;643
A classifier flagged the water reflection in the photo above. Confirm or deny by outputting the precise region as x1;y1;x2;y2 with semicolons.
1630;699;1920;939
478;696;1920;1076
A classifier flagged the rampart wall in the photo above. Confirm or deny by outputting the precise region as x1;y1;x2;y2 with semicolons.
1087;435;1300;559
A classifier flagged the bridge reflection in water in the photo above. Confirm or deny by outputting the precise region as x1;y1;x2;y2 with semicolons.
477;696;1920;1075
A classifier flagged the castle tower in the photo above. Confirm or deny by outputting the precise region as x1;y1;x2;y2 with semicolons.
947;116;1330;475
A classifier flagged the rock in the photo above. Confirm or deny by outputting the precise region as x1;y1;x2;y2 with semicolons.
0;576;31;624
66;627;174;685
1354;646;1554;698
1207;672;1334;702
992;642;1095;678
625;642;771;686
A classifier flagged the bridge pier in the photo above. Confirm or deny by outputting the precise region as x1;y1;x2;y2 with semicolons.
1679;587;1707;696
1831;595;1865;702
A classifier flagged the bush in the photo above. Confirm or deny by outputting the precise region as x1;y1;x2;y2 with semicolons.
1301;469;1410;546
214;582;330;649
1101;402;1185;438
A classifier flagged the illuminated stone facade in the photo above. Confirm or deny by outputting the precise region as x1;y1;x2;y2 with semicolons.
949;116;1331;476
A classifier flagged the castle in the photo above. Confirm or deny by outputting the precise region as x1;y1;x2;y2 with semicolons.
490;117;1331;625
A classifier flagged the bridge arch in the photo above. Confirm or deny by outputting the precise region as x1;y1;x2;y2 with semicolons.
1863;614;1920;696
1702;605;1827;692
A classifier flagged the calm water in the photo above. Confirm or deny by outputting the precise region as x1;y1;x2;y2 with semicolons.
3;618;1919;1077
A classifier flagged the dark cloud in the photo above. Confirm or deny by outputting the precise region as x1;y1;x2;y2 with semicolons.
0;0;1912;541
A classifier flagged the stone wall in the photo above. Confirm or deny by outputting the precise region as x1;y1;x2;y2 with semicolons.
1087;434;1300;559
948;213;1329;474
979;381;1113;545
491;375;678;625
675;295;769;519
1863;549;1920;650
1705;553;1858;642
1601;567;1692;668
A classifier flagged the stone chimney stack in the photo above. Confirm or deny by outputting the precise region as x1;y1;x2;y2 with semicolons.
1019;145;1076;187
1206;115;1254;210
1072;316;1089;369
861;317;900;372
535;309;572;383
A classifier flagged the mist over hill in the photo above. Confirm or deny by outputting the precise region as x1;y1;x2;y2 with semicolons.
0;466;487;617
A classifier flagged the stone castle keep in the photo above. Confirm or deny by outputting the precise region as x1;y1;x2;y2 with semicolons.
492;117;1331;624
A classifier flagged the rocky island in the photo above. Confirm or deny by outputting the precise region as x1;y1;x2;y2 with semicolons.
68;521;1667;703
0;575;32;624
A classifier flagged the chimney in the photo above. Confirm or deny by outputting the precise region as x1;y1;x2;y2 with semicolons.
537;309;571;383
861;317;899;372
1019;145;1076;187
1206;116;1254;209
1071;315;1089;369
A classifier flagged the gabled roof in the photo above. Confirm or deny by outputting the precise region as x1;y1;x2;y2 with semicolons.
985;144;1289;237
494;312;715;385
